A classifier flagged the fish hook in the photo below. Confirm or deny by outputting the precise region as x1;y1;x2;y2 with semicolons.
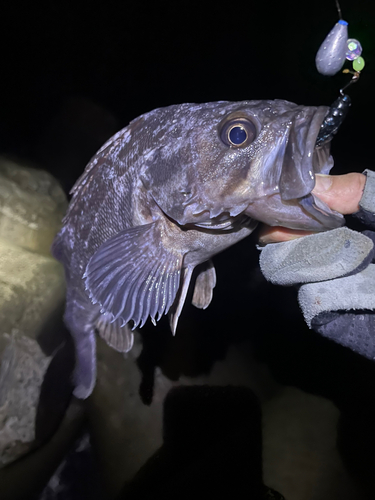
340;69;360;96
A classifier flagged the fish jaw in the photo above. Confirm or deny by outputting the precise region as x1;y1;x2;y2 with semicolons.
244;191;344;231
243;105;345;231
278;106;328;200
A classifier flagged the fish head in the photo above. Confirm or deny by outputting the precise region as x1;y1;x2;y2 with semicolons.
141;100;344;231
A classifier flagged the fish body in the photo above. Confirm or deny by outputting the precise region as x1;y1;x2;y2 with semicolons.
52;99;344;398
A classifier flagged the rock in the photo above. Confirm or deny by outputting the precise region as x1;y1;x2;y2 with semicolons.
0;157;67;256
0;160;71;468
118;385;264;499
262;386;360;500
0;240;71;468
85;334;167;497
86;333;278;498
87;331;366;500
0;239;66;341
37;428;106;500
0;330;52;466
0;398;86;500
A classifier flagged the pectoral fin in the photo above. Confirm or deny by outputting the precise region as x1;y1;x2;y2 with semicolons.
85;222;183;329
192;260;216;309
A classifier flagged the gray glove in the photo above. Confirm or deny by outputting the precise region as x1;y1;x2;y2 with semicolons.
259;170;375;360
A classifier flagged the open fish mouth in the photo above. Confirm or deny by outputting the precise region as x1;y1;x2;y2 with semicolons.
272;105;345;230
234;103;348;232
275;106;338;201
297;108;345;229
297;96;351;229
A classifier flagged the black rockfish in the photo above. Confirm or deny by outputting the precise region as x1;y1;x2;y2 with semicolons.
52;99;344;398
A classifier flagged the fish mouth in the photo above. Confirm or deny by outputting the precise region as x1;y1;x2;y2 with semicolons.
278;106;331;200
241;104;346;231
278;106;344;230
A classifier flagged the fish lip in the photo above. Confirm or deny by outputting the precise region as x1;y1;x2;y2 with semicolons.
244;105;344;231
296;107;345;229
299;192;344;229
279;106;330;202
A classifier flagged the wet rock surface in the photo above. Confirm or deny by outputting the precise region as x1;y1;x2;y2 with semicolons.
118;384;264;499
37;427;105;500
0;157;67;256
0;330;52;466
0;160;70;469
0;239;66;342
27;330;366;500
0;398;86;500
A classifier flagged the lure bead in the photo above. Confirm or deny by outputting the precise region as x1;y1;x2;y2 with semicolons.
346;38;362;60
352;56;365;71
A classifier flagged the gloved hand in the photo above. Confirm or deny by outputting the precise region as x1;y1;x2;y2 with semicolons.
259;170;375;360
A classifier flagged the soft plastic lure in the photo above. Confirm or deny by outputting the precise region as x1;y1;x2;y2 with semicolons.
315;94;351;147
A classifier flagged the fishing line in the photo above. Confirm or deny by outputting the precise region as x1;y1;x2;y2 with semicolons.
335;0;342;20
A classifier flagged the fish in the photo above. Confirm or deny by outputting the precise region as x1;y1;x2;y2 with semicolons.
52;99;344;398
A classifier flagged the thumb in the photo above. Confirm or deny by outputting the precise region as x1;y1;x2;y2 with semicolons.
312;173;366;215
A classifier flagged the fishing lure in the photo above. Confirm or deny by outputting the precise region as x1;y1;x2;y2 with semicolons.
315;94;351;147
315;0;365;77
314;0;365;147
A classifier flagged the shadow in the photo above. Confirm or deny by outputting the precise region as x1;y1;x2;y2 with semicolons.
117;386;284;499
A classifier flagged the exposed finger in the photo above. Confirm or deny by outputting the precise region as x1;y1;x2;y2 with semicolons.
312;173;366;214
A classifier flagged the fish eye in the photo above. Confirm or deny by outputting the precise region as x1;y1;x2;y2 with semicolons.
228;125;247;145
219;117;257;148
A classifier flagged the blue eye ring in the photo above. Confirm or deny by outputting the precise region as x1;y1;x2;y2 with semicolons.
219;116;257;148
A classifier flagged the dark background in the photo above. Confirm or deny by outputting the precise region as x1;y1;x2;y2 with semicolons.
2;1;375;495
1;0;374;190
